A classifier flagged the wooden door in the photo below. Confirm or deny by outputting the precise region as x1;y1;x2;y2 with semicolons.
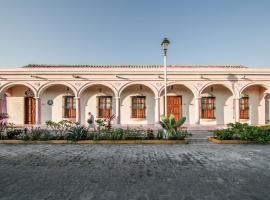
167;96;182;121
25;97;36;124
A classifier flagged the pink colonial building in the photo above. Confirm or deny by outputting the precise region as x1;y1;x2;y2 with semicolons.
0;64;270;128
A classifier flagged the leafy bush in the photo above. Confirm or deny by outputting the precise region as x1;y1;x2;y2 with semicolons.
123;129;147;140
146;129;155;139
46;120;76;131
168;130;192;140
6;129;23;139
213;122;270;144
160;114;186;139
66;125;88;141
157;129;164;140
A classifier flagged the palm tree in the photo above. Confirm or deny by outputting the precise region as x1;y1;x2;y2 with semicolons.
160;114;186;139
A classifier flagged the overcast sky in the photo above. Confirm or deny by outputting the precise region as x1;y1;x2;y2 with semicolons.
0;0;270;68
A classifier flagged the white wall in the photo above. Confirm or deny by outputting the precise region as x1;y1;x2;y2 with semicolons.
80;85;115;125
242;86;262;125
120;85;155;125
160;85;195;124
200;85;234;125
41;85;74;124
5;85;30;124
265;94;270;124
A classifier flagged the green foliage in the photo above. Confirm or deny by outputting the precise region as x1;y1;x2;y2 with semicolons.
213;122;270;144
6;129;23;139
157;129;164;140
168;130;192;140
46;120;76;131
123;129;147;140
0;113;8;133
66;125;88;141
146;129;155;139
160;114;186;138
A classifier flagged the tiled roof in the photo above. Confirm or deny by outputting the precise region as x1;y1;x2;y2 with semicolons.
22;64;248;69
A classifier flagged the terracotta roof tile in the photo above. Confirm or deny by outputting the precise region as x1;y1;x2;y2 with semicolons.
22;64;248;69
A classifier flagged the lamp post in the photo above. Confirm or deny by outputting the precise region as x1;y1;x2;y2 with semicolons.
161;38;170;117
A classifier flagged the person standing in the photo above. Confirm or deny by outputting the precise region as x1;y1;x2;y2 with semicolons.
87;112;96;131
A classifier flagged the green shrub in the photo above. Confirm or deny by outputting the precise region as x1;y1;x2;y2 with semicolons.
213;129;234;140
146;129;155;139
157;129;164;140
160;114;186;139
6;129;23;139
66;125;88;141
123;129;147;140
168;130;192;140
17;133;31;141
213;122;270;144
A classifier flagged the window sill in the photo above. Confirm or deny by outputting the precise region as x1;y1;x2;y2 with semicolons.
240;119;249;122
200;118;216;122
131;118;146;121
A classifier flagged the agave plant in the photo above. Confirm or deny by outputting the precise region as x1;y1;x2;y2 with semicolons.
160;114;186;139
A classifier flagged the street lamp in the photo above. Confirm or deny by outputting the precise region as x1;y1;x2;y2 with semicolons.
161;38;170;117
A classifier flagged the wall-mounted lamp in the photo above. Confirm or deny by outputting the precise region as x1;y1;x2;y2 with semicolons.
72;75;81;78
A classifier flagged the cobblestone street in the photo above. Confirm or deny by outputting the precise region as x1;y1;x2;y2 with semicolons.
0;143;270;200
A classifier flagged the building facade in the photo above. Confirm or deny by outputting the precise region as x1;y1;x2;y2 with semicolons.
0;64;270;128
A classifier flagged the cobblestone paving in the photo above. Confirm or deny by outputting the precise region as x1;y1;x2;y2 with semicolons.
0;143;270;200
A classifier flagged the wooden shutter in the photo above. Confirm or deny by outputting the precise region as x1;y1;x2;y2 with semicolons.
201;97;215;119
240;97;249;119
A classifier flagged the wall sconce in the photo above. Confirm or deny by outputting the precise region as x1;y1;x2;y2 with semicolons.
72;75;80;78
139;85;143;90
210;87;214;92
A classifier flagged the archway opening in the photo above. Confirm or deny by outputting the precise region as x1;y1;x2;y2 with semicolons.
159;84;195;124
80;84;116;124
200;84;234;125
0;85;36;125
40;85;75;124
241;84;269;125
120;84;155;126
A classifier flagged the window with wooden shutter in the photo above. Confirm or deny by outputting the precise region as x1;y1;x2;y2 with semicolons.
63;96;76;118
131;96;146;118
239;97;249;119
201;97;215;119
98;96;112;118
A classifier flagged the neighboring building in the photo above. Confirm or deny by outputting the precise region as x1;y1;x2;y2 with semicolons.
0;64;270;128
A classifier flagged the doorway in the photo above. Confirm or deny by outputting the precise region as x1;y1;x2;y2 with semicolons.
167;96;182;121
25;97;36;124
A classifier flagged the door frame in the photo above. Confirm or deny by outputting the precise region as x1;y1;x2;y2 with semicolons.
166;95;182;120
24;97;36;124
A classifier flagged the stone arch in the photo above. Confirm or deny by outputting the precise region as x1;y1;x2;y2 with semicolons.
78;82;118;97
119;82;157;125
239;82;270;125
158;82;199;98
119;82;158;98
37;82;77;97
0;82;37;97
200;82;235;125
239;82;270;95
200;82;235;97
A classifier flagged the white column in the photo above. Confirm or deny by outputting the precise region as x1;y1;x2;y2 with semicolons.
35;97;41;125
164;54;168;117
155;97;160;124
258;94;266;125
234;98;240;123
115;96;120;124
194;97;201;125
75;97;81;124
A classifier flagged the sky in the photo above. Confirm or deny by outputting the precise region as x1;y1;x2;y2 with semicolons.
0;0;270;68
